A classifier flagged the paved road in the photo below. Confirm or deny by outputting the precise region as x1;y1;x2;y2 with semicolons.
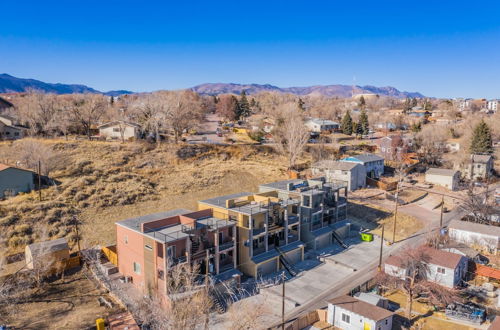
186;113;226;144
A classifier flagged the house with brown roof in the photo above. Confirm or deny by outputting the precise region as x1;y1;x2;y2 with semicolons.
0;163;35;198
384;247;468;288
327;295;394;330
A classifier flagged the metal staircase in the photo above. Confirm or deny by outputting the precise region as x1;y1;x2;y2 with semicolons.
275;246;297;277
332;231;348;249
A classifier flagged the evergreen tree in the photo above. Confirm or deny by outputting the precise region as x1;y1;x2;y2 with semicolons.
358;96;366;109
470;120;493;154
298;98;305;111
341;110;353;135
237;90;251;119
411;98;418;107
359;109;369;135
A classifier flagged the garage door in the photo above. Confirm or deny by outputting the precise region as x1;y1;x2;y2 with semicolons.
316;234;331;249
257;259;278;277
285;249;302;265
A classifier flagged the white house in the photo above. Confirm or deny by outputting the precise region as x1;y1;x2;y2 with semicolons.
425;168;460;191
0;114;26;140
448;219;500;254
384;247;468;288
327;295;393;330
312;160;366;191
305;118;340;133
487;99;499;112
98;121;141;141
341;154;384;179
0;163;35;198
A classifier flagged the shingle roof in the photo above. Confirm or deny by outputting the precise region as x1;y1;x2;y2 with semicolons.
313;160;361;171
385;247;464;270
426;168;458;176
448;219;500;237
328;295;393;322
471;154;493;163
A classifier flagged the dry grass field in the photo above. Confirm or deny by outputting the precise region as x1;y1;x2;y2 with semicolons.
0;139;289;254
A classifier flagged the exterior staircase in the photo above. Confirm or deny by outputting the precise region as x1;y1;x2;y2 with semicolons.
275;246;297;277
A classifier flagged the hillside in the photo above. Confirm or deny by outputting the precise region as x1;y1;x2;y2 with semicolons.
0;140;288;253
191;82;425;98
0;74;133;96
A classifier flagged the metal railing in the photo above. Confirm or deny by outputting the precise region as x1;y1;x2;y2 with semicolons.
218;240;234;251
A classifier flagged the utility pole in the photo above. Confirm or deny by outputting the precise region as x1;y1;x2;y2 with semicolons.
205;249;210;330
282;271;286;330
378;225;385;271
392;182;400;244
439;195;445;229
38;160;42;201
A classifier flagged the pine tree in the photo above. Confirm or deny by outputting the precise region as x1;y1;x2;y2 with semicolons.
341;111;353;135
470;120;493;154
236;90;251;120
298;98;305;111
359;109;369;135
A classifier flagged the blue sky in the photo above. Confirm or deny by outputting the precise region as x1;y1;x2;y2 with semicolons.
1;0;499;98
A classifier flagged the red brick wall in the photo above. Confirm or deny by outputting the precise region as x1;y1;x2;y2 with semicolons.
116;225;146;291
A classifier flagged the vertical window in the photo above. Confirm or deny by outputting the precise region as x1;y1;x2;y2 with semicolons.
341;313;350;324
124;235;128;244
218;231;224;244
133;262;141;274
157;242;163;258
167;246;176;259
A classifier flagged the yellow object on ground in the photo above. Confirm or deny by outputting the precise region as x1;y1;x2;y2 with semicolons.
96;318;105;330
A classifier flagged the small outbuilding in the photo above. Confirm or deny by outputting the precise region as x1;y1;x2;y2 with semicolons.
425;168;460;191
448;219;500;254
0;163;35;198
327;295;393;330
25;238;70;271
305;118;340;133
98;121;141;141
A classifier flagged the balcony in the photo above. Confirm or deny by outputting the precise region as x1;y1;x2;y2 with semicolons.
311;221;322;231
253;227;266;236
219;259;235;274
287;215;299;226
253;246;266;256
287;234;299;243
219;240;234;252
337;197;347;207
168;255;187;267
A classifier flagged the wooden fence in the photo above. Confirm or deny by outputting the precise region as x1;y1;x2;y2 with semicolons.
102;245;118;266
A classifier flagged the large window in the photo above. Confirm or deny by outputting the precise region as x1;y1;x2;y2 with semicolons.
167;246;176;259
341;313;350;324
437;267;446;274
133;262;141;274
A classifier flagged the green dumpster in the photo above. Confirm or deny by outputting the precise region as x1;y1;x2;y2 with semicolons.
360;232;374;242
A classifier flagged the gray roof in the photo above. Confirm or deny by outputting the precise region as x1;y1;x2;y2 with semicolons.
27;238;69;256
98;121;141;129
307;118;340;126
199;192;253;209
355;292;387;306
116;209;192;231
471;154;493;163
343;153;383;163
313;160;362;171
426;168;458;176
448;219;500;237
196;217;235;230
260;179;306;191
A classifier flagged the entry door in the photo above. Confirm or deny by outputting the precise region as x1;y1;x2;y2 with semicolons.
363;322;371;330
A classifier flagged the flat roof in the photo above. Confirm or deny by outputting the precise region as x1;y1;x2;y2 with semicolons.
199;192;253;209
313;160;361;171
329;295;393;322
116;209;192;231
426;168;458;176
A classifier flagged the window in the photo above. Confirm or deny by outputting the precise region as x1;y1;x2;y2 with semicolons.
341;313;350;324
145;244;153;251
133;262;141;274
113;127;120;132
218;232;224;243
437;267;446;274
303;196;310;207
124;235;128;244
167;246;176;259
385;319;388;325
157;242;163;258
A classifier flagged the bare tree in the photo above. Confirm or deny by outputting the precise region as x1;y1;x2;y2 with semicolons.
273;103;309;170
415;124;448;166
8;139;58;176
69;94;107;139
216;94;238;121
131;92;171;146
16;91;58;136
165;90;204;143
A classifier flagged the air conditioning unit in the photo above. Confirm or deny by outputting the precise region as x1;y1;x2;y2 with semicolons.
120;276;133;283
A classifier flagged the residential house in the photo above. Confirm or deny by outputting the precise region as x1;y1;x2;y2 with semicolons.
198;192;304;278
311;160;366;191
487;99;499;112
425;168;460;191
305;118;340;134
378;135;413;161
0;163;35;198
374;122;397;131
464;154;494;180
327;295;394;330
0;96;14;112
341;154;384;179
385;247;468;288
115;208;240;297
98;121;141;141
455;98;471;111
445;139;461;153
0;114;26;140
448;219;500;254
259;178;348;250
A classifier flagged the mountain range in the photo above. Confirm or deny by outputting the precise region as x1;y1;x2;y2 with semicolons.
0;73;424;98
0;74;133;96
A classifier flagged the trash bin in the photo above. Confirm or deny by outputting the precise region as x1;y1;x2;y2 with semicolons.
96;318;105;330
360;232;374;242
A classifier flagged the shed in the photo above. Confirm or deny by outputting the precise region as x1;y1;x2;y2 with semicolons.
425;168;459;191
25;238;70;270
0;163;35;198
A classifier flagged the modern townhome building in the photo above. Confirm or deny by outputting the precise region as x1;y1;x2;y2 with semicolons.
116;208;240;297
448;219;500;254
305;118;340;134
198;191;304;278
311;160;366;191
464;154;494;180
385;247;468;288
259;178;348;250
327;295;394;330
341;154;384;179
